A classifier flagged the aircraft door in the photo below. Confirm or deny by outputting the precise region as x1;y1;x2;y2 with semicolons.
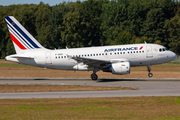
146;45;153;58
45;52;52;64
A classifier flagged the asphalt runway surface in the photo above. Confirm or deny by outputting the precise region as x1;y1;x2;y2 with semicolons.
0;78;180;99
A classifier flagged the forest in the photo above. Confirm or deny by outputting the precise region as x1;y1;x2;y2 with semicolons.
0;0;180;58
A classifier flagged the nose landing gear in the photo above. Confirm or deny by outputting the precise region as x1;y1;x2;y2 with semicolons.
147;65;153;77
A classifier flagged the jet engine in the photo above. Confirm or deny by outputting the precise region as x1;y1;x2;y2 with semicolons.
103;61;130;75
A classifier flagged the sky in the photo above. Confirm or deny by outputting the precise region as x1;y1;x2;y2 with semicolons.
0;0;85;6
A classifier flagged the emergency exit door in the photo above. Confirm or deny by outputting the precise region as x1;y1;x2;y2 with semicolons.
146;45;153;58
45;52;52;64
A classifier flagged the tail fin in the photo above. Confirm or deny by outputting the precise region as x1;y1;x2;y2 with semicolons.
5;16;45;54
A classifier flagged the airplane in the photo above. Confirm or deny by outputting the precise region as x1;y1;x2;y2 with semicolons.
5;16;177;80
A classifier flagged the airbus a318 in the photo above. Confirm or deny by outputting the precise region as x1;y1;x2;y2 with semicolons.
5;16;177;80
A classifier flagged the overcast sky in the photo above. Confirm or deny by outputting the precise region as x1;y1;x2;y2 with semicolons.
0;0;85;6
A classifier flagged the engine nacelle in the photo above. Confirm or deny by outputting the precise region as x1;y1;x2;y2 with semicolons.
103;62;130;75
111;62;130;75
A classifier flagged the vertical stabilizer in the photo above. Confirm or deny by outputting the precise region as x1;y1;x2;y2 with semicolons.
5;16;45;54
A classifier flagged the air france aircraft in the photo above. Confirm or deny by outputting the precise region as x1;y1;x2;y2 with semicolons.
5;16;177;80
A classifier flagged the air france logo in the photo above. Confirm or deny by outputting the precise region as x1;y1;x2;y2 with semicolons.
104;46;143;52
139;46;143;50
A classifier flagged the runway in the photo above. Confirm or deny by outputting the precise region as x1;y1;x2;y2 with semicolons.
0;78;180;99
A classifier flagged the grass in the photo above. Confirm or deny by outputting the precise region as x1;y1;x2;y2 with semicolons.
0;85;138;92
0;96;180;120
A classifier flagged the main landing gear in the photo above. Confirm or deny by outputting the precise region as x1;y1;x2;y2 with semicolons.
91;73;98;80
91;68;99;80
147;65;153;77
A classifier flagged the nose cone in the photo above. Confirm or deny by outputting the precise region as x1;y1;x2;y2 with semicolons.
169;51;177;61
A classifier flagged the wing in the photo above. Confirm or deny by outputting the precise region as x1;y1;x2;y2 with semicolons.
68;55;129;69
67;55;109;69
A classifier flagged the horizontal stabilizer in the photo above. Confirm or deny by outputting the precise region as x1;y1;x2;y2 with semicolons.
6;54;34;59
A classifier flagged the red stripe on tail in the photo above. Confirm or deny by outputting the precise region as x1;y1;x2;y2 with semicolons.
10;33;26;50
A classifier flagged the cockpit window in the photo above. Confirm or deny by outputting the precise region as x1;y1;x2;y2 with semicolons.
159;48;168;52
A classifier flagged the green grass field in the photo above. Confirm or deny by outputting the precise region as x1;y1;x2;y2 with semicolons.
1;97;180;120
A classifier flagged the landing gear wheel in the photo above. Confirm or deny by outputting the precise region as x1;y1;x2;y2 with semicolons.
147;65;153;78
148;73;153;77
91;74;98;81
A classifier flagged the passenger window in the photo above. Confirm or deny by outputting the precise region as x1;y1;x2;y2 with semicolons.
99;53;101;56
128;52;129;54
131;51;132;53
134;51;135;53
136;51;138;53
64;56;66;58
85;55;86;57
105;53;107;55
163;48;165;51
123;52;125;54
114;53;116;55
61;56;63;58
110;53;112;55
93;54;95;56
159;49;162;52
96;54;98;56
88;54;89;56
117;52;119;54
139;51;141;53
102;53;104;55
142;51;144;53
120;52;122;54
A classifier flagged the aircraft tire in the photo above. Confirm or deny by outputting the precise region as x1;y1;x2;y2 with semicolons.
91;74;98;81
148;73;153;77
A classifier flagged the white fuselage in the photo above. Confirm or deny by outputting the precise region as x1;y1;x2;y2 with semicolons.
6;43;176;70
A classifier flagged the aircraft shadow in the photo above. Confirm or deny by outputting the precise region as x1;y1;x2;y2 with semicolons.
97;78;145;82
97;78;180;82
34;78;50;80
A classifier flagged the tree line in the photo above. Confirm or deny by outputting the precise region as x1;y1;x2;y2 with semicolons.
0;0;180;58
